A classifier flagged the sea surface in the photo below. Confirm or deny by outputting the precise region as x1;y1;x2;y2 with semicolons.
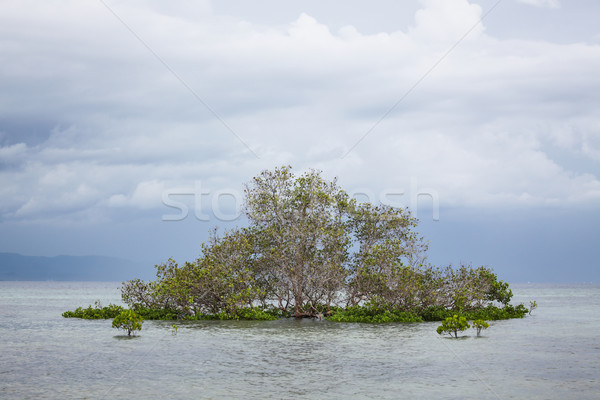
0;282;598;400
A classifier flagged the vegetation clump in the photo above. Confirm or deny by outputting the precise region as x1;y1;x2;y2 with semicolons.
419;303;527;322
64;167;530;323
62;301;124;319
437;315;470;338
529;300;538;315
327;305;422;323
112;310;143;336
472;319;490;336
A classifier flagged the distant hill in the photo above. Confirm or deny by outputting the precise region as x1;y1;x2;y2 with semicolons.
0;252;151;281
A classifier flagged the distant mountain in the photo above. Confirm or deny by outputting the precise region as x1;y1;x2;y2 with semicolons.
0;252;151;281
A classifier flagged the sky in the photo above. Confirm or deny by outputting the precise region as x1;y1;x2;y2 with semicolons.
1;0;599;282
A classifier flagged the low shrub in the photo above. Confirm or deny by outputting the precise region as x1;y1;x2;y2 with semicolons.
64;302;527;323
183;307;279;321
472;319;490;336
231;307;279;321
420;304;527;322
62;302;124;319
112;310;143;336
326;305;422;323
437;315;470;338
133;307;180;320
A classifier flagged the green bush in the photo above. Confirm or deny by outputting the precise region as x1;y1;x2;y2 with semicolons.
261;306;288;318
419;306;453;322
62;301;124;319
112;310;143;336
420;304;527;322
529;300;537;315
180;307;279;321
231;307;279;321
437;315;470;338
64;301;528;323
133;307;180;320
326;305;422;323
464;304;528;320
472;319;490;336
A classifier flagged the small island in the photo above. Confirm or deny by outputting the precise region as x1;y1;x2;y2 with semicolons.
64;166;528;323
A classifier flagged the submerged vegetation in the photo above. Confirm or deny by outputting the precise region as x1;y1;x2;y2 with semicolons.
64;166;530;323
437;315;470;338
62;301;123;319
529;300;538;315
472;319;490;337
112;310;143;336
436;316;491;338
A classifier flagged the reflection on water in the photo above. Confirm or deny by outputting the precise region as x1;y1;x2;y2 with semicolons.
112;335;142;340
1;282;599;399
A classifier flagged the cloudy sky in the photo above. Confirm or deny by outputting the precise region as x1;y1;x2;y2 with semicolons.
1;0;599;282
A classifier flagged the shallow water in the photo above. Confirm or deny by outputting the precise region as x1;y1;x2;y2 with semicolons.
1;282;598;399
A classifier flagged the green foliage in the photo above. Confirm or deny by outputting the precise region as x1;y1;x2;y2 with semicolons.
485;277;513;305
420;303;527;322
472;319;490;336
110;166;527;323
529;300;538;315
62;301;124;319
463;304;528;320
173;307;279;321
245;166;352;316
120;279;162;309
419;306;453;322
133;307;180;320
326;305;422;323
208;307;278;321
63;302;526;323
437;315;470;338
112;310;143;336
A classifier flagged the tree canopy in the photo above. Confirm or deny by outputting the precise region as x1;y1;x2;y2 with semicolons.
120;166;520;321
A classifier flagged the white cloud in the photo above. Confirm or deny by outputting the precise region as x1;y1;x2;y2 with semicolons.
108;179;167;209
410;0;484;43
0;0;599;224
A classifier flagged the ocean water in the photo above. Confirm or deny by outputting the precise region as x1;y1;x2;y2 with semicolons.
0;282;598;400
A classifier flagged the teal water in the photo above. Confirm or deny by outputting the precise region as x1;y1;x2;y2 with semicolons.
1;282;599;399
